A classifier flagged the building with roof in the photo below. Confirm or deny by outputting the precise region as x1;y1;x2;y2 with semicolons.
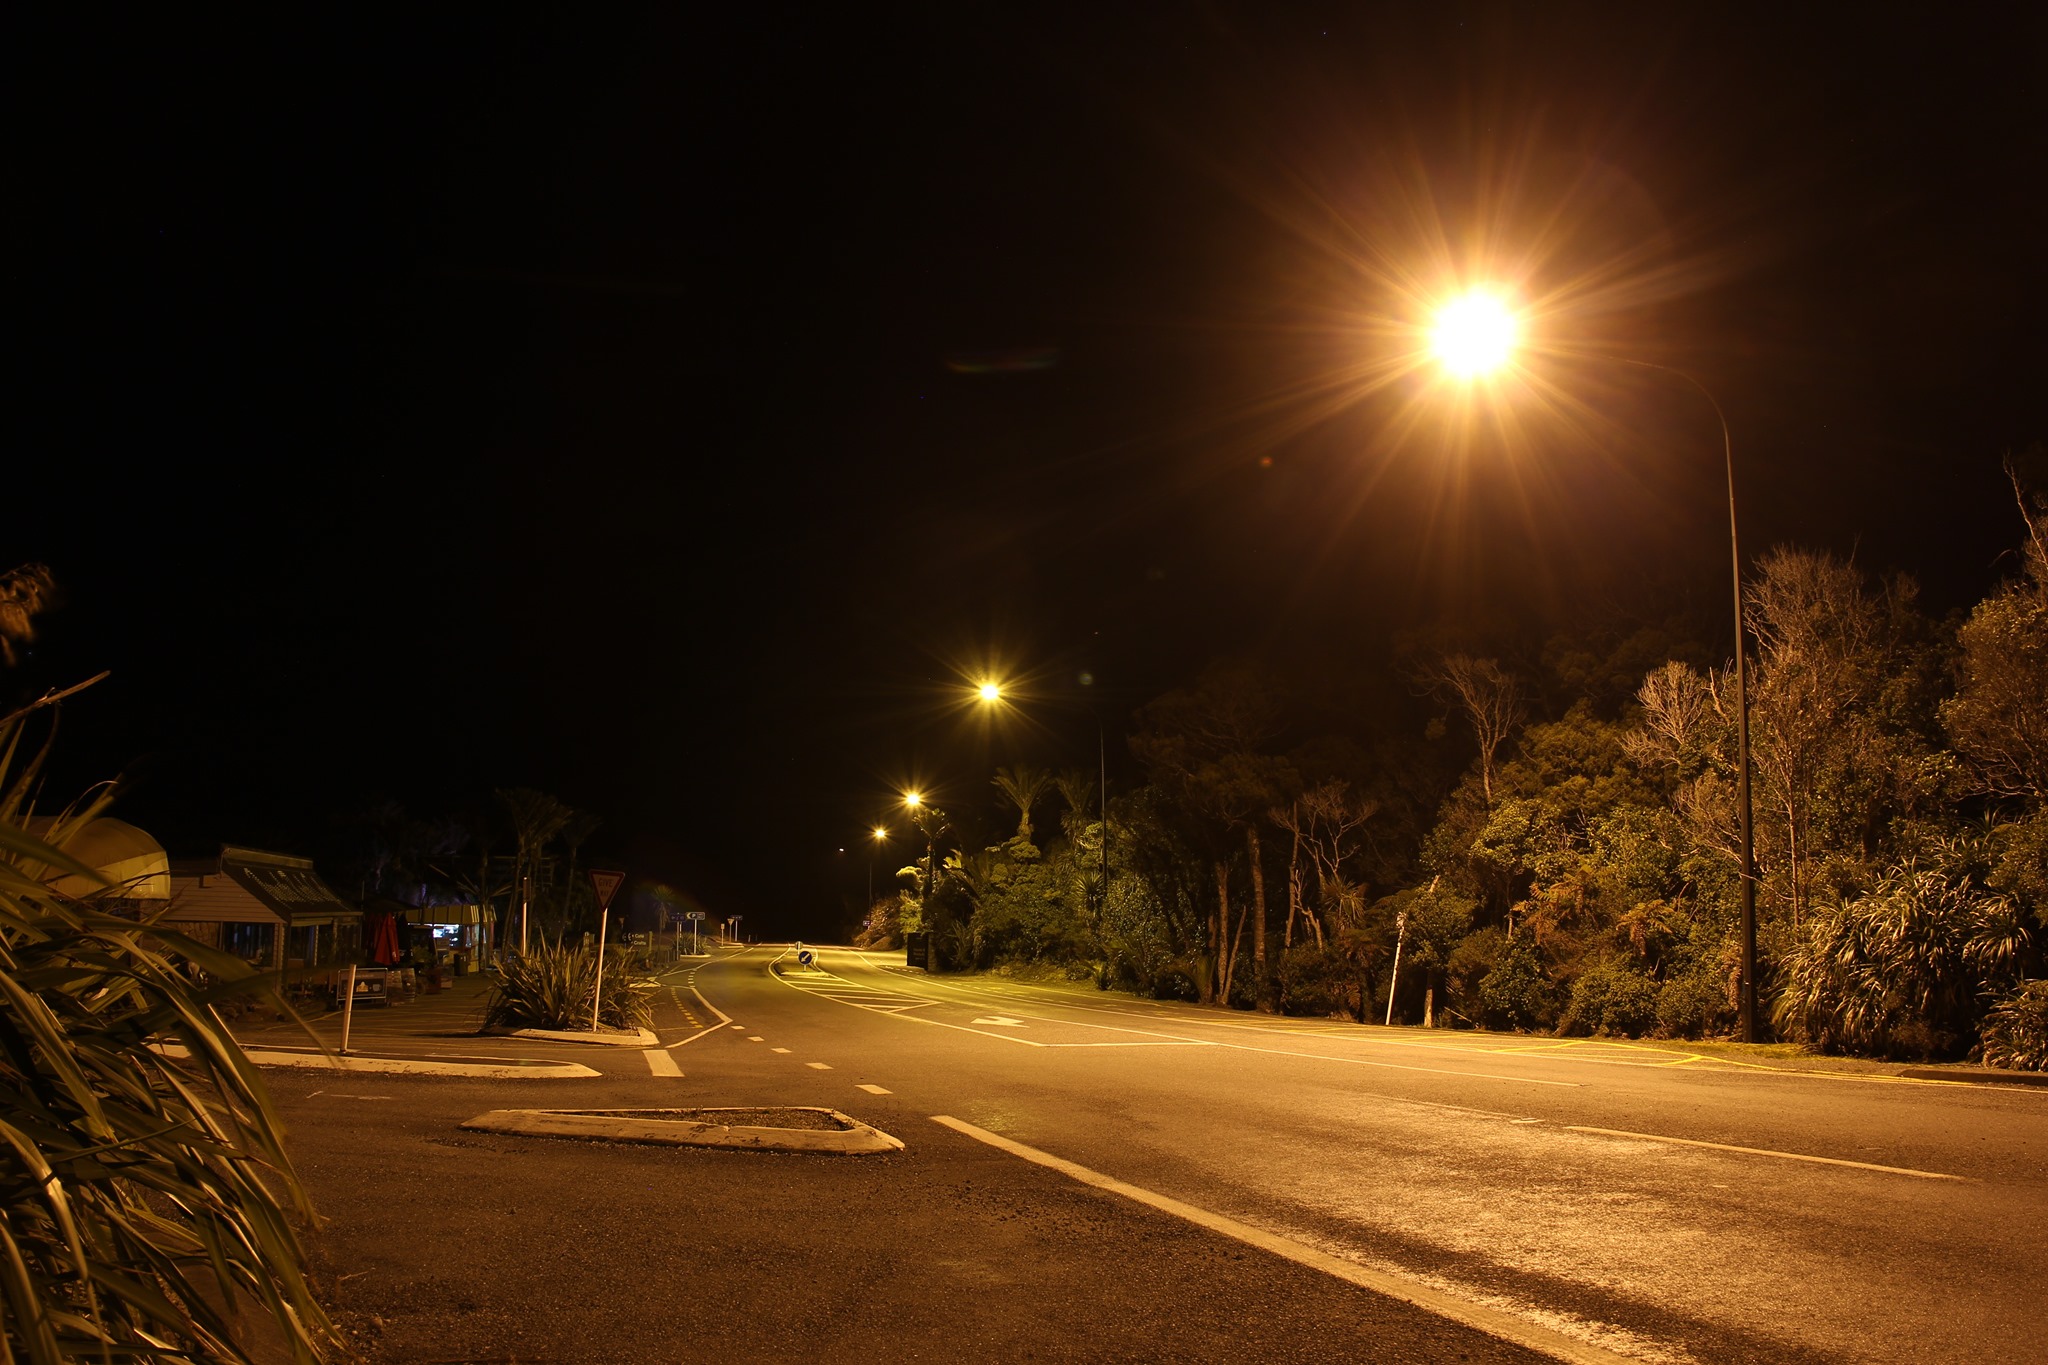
165;845;364;969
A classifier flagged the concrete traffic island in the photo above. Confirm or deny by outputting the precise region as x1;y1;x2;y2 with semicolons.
499;1025;660;1047
460;1106;905;1154
154;1042;602;1079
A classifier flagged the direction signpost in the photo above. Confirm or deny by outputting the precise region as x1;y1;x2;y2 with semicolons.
587;869;626;1031
686;909;705;955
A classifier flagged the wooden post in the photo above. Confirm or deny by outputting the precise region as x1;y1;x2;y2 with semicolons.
340;965;358;1055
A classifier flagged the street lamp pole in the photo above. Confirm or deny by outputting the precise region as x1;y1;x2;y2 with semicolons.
1618;360;1758;1043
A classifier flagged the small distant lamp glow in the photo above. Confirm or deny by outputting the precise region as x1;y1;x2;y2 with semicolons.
1432;291;1517;379
977;681;1003;702
903;792;922;809
872;826;889;841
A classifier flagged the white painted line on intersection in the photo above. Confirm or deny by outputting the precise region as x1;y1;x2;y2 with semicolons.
857;1084;891;1095
643;1049;682;1078
747;1036;764;1042
772;1047;791;1054
806;1062;833;1070
931;1116;1648;1365
1565;1125;1967;1181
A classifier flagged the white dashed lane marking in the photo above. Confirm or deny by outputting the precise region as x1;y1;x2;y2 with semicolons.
747;1036;764;1042
772;1047;791;1054
857;1084;891;1095
806;1062;833;1070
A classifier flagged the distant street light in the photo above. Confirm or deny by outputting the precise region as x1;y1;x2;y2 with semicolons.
1427;288;1760;1041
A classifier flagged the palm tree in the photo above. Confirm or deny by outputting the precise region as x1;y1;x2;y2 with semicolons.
554;809;603;932
496;787;571;953
992;764;1054;842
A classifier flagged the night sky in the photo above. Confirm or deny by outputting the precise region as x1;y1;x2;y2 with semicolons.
13;7;2048;936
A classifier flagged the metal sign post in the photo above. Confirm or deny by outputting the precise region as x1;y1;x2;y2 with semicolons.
587;869;626;1032
686;909;705;955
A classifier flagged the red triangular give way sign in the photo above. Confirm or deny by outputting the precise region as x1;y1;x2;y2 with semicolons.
588;869;626;910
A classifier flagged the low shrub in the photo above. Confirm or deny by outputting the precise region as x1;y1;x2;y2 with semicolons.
1276;942;1365;1019
1979;980;2048;1071
484;940;652;1031
1476;931;1557;1031
1655;965;1732;1038
1558;960;1660;1037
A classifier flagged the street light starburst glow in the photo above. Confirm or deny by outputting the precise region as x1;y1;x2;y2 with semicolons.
978;681;1003;702
1432;291;1518;378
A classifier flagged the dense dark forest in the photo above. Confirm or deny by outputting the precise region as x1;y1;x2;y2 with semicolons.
860;466;2048;1069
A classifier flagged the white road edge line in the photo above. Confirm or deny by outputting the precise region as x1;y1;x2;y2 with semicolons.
931;1115;1647;1365
811;954;1573;1084
1565;1125;1967;1181
643;1049;683;1078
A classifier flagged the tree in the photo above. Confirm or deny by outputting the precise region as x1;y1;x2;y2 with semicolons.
0;562;56;668
1423;655;1525;806
1271;780;1379;948
494;787;572;953
1942;466;2048;800
1131;662;1292;1005
554;809;603;932
992;764;1055;841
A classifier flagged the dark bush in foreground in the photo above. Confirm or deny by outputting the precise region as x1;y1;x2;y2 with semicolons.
2;818;341;1363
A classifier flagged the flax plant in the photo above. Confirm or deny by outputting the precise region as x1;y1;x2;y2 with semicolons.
1;698;341;1361
482;939;652;1032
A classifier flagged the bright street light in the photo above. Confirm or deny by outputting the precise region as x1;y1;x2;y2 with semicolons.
1431;290;1517;379
977;681;1003;702
903;791;922;809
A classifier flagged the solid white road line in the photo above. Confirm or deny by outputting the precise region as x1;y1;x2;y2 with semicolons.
931;1116;1648;1365
1565;1125;1966;1181
643;1049;683;1078
813;958;1575;1083
857;1084;891;1094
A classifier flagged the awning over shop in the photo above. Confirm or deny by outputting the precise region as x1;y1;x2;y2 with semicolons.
166;846;361;927
402;903;483;927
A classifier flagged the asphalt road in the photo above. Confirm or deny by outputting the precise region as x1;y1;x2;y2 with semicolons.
686;946;2045;1364
267;947;2045;1364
